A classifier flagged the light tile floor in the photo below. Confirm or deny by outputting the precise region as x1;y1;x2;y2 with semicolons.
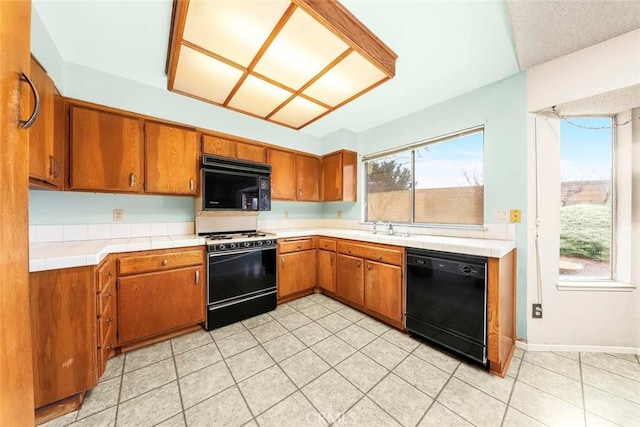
43;294;640;427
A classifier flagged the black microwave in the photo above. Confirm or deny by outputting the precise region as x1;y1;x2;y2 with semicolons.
200;155;271;211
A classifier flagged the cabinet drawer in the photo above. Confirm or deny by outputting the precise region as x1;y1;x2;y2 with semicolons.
278;237;317;254
97;257;115;292
318;238;336;251
118;249;203;275
98;280;115;315
337;241;403;265
98;303;116;340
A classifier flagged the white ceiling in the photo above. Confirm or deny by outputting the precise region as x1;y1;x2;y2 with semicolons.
32;0;640;138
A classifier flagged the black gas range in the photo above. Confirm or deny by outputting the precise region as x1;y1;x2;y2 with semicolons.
200;230;278;330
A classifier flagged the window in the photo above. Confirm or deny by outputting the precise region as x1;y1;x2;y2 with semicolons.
364;128;484;225
559;117;613;280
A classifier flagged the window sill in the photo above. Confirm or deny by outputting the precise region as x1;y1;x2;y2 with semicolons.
557;281;636;292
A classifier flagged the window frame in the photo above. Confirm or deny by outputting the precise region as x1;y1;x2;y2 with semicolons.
557;115;616;283
362;125;485;227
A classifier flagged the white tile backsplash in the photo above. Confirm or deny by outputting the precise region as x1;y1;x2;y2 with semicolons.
29;226;36;243
111;223;132;239
131;223;151;238
88;224;111;240
63;224;89;241
36;225;64;242
149;223;168;237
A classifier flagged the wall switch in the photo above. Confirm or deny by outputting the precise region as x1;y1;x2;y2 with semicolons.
337;210;343;219
494;210;508;223
283;210;289;219
113;209;123;222
510;209;521;223
532;303;543;319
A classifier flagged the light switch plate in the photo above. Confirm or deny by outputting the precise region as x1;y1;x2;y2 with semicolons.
494;210;508;223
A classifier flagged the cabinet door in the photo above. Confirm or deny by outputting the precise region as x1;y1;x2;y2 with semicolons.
118;266;205;344
202;134;235;158
70;106;143;192
364;261;402;322
318;249;336;293
336;254;364;305
236;141;266;163
278;250;317;299
268;148;296;200
296;154;320;201
321;152;342;201
30;267;97;408
28;56;55;184
144;122;198;195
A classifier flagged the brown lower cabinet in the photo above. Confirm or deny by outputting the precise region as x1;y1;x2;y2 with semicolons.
30;266;98;409
277;237;317;301
317;238;337;293
335;240;405;327
117;247;205;345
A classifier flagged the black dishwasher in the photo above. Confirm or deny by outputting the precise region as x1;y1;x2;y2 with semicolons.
406;248;488;367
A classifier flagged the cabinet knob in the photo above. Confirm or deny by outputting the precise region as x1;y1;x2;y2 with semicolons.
377;254;382;261
107;317;113;322
348;249;352;254
356;261;361;268
368;264;372;271
162;259;168;266
108;291;113;297
324;243;328;248
107;345;113;350
297;244;302;249
107;271;113;277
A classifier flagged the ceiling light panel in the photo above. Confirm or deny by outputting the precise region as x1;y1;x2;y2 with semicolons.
303;51;388;107
173;45;244;103
270;96;328;128
228;75;293;118
253;8;349;90
183;0;290;67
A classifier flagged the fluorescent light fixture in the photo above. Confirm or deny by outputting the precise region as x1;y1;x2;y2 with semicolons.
166;0;397;130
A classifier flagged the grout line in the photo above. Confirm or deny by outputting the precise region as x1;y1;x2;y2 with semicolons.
499;351;524;427
168;339;188;427
112;353;126;427
414;364;460;426
579;353;587;427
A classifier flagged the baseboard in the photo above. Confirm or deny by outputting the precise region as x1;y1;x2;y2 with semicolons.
515;340;639;355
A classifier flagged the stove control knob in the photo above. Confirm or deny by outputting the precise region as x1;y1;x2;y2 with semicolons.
265;239;273;246
229;242;237;250
256;241;263;247
218;244;226;251
243;242;251;248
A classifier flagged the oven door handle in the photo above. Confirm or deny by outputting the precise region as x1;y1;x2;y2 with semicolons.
208;247;274;258
209;289;277;310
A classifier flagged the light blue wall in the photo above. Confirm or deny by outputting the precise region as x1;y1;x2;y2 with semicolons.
30;4;64;86
29;190;194;225
357;72;528;338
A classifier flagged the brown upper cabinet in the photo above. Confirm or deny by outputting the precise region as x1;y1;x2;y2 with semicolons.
28;56;62;189
201;133;267;163
295;154;320;202
321;149;357;202
268;148;296;200
144;121;198;195
69;105;143;193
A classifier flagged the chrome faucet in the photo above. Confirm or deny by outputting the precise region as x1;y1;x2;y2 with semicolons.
383;220;394;235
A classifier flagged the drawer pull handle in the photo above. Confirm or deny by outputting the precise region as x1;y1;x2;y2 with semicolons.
377;254;382;261
348;249;352;254
107;345;113;350
297;244;302;249
324;243;328;248
195;270;200;284
129;173;135;188
356;261;361;268
281;257;285;268
19;72;40;129
368;264;372;271
162;259;168;266
298;189;302;199
107;317;113;322
190;178;194;192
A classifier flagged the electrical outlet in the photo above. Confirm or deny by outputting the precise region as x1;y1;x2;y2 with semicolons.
510;209;521;223
532;303;543;319
337;210;343;219
113;209;123;222
283;210;289;219
494;210;508;223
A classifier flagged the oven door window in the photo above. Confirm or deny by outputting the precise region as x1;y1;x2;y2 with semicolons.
203;170;259;210
208;249;276;305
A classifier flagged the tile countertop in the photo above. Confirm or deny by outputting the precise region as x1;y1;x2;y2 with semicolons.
28;228;516;272
275;228;516;259
29;235;206;272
